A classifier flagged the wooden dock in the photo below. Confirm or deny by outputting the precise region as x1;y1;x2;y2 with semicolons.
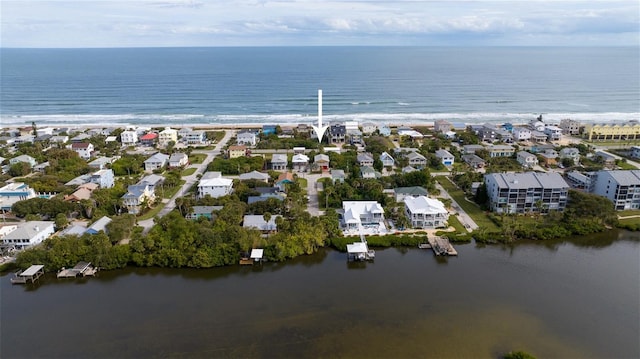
11;265;45;284
57;262;98;278
427;236;458;256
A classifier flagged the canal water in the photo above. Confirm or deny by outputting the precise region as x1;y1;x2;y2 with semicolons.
2;231;639;358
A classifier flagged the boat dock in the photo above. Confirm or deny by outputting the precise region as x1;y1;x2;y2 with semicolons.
11;264;45;284
57;261;98;278
347;241;375;261
427;236;458;256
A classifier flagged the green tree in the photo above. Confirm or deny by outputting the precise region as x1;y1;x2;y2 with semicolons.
9;162;31;177
54;213;69;230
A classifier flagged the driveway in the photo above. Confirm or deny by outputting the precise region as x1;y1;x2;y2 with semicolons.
435;180;479;231
301;172;330;216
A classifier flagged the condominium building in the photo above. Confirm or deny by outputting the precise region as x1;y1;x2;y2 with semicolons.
484;172;569;214
591;170;640;210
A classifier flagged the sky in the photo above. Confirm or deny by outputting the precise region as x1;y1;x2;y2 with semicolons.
1;0;638;47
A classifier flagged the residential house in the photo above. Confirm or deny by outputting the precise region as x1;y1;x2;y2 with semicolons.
139;132;158;146
462;144;485;154
487;145;515;158
276;172;295;191
122;184;155;215
476;124;497;142
64;182;98;202
559;148;580;165
35;134;52;143
270;154;288;171
434;120;453;133
544;126;563;141
566;170;593;190
88;156;118;170
185;206;223;220
182;130;206;145
158;127;178;146
33;161;50;173
228;145;248;159
397;127;424;139
9;154;37;168
361;122;377;135
394;186;429;202
35;127;54;136
378;124;391;136
495;129;514;143
341;201;385;230
502;123;514;132
406;152;427;168
120;130;138;145
631;146;640;159
530;131;548;142
292;154;310;172
50;135;69;144
560;119;581;135
237;131;258;146
462;154;486;169
70;133;91;143
331;169;346;183
2;221;55;250
314;154;330;172
357;153;374;167
243;215;282;234
484;172;569;214
591;170;640;210
70;142;94;159
238;171;270;183
296;124;311;134
513;127;532;141
517;151;539;168
529;120;546;132
360;166;379;179
595;151;616;169
144;152;170;172
404;196;449;229
85;216;112;235
328;124;346;144
168;153;189;168
178;127;193;138
197;172;233;199
90;169;115;188
402;166;417;173
262;125;277;135
0;182;37;211
293;147;306;155
138;174;165;192
435;150;455;166
380;152;395;168
247;193;285;205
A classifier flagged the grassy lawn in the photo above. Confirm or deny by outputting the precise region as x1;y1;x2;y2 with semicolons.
162;180;186;199
182;167;197;176
296;177;308;189
618;209;640;217
189;154;206;164
205;130;225;143
617;161;638;170
137;204;164;220
436;176;500;232
447;215;467;233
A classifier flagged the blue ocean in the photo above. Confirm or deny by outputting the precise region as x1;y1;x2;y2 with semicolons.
1;47;638;127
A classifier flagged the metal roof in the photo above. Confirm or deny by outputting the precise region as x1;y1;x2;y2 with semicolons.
21;265;45;277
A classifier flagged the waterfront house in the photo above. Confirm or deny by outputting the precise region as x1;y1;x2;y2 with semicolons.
122;184;155;215
314;154;330;172
237;131;258;146
397;128;424;139
341;201;385;230
296;124;311;134
484;172;569;214
378;124;391;136
185;206;223;220
560;119;581;135
591;170;640;210
406;152;427;168
9;154;37;168
238;171;270;183
583;122;640;141
158;127;178;147
70;142;95;159
270;154;288;171
169;153;189;168
0;182;37;211
85;216;112;235
197;172;233;199
517;151;539;169
182;130;206;145
475;124;497;142
462;154;486;169
435;149;455;166
544;126;563;141
328;124;346;144
394;186;429;202
404;196;449;229
434;120;453;133
292;154;310;172
380;152;395;168
90;169;115;188
228;145;248;159
144;152;170;172
357;153;374;167
120;130;138;145
139;132;158;146
243;215;282;234
513;127;532;141
361;122;377;135
2;221;55;250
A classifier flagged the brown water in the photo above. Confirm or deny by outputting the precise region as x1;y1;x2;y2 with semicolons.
2;231;639;358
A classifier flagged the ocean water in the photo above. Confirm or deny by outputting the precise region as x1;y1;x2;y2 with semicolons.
1;47;638;127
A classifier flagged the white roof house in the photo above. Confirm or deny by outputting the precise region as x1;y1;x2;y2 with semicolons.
403;196;449;229
2;221;55;250
242;215;282;232
342;201;385;229
144;153;170;172
197;173;233;199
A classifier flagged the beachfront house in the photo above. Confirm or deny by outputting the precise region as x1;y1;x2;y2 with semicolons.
560;119;581;135
544;126;563;141
403;196;449;229
530;131;548;142
484;172;569;214
292;154;310;172
89;169;115;188
378;124;391;136
328;124;346;144
380;152;395;168
434;120;453;133
122;184;156;215
270;154;288;171
0;182;37;211
243;215;282;234
517;151;539;169
513;127;532;141
237;131;257;146
361;122;377;135
341;201;385;230
435;149;455;166
182;130;206;145
120;130;138;145
197;172;233;199
2;221;55;250
158;127;178;147
144;152;170;172
70;142;95;159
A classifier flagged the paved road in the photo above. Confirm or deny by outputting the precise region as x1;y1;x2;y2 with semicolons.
302;172;330;216
138;130;235;233
435;179;479;231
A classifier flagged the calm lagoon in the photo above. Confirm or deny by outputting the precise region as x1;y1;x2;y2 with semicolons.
2;231;639;358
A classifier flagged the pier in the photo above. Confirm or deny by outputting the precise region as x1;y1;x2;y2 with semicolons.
427;236;458;256
11;265;45;284
57;262;98;278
